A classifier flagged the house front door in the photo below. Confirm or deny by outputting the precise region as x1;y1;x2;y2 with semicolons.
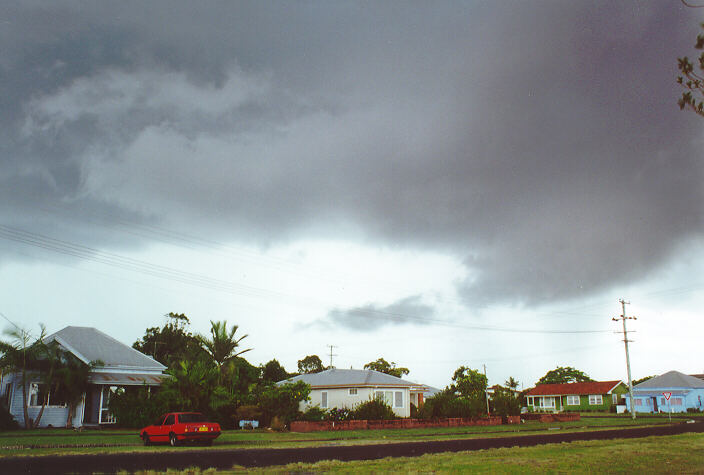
651;397;658;412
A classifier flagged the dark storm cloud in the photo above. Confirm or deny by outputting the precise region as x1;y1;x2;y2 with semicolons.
2;1;703;306
325;296;435;332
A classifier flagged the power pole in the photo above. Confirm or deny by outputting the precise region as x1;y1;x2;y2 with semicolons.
327;344;338;369
613;299;637;420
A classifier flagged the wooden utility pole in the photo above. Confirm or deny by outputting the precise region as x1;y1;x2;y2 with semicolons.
613;299;637;420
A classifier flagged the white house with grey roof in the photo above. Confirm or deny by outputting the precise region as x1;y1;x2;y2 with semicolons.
1;326;167;427
625;370;704;414
279;368;430;418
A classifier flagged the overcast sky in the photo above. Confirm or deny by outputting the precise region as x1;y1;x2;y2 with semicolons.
1;1;703;390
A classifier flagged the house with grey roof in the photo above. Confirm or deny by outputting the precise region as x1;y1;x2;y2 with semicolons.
625;370;704;414
1;326;167;428
279;368;430;418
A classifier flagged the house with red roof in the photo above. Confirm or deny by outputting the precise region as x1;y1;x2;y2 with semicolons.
526;380;628;413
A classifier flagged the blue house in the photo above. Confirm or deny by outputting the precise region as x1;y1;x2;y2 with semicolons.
626;370;704;414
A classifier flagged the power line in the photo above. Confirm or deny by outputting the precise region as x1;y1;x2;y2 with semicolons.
0;224;617;335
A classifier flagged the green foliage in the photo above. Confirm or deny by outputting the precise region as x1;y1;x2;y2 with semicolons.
163;359;219;414
261;359;292;383
0;324;47;428
201;320;252;384
132;313;207;369
108;385;169;428
632;375;656;386
677;23;704;117
297;355;326;374
451;366;487;397
419;387;486;419
491;386;521;417
0;401;19;430
351;398;397;420
537;366;593;385
257;381;311;427
326;407;352;421
235;405;262;422
300;405;328;422
363;357;409;378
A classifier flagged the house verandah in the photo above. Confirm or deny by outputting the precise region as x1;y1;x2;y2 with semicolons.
526;381;628;413
0;326;167;428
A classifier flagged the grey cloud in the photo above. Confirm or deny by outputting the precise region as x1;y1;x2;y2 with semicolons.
325;296;436;332
1;1;703;307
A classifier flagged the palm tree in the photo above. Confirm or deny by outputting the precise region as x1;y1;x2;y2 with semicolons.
0;325;46;428
201;321;251;383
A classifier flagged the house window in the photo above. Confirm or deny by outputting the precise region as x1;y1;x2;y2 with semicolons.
374;390;403;408
566;395;580;406
395;391;403;408
321;391;328;409
671;398;683;406
588;395;603;405
634;398;643;406
349;388;358;396
527;396;533;405
612;393;619;404
28;383;48;407
540;397;555;409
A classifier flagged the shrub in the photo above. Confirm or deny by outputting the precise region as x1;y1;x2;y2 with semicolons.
687;407;702;413
491;388;521;417
109;385;173;428
326;407;352;422
419;388;486;419
299;406;327;422
0;402;19;430
351;398;396;420
257;381;311;427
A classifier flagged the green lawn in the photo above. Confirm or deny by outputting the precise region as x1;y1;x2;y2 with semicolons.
0;414;687;458
242;432;704;474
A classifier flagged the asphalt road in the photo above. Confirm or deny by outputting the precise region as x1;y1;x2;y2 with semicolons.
3;421;703;474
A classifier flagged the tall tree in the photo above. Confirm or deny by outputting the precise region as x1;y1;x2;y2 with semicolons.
201;320;251;383
132;313;206;369
505;377;519;391
297;355;326;374
677;22;704;117
537;366;593;385
261;359;291;383
364;358;410;378
451;366;488;397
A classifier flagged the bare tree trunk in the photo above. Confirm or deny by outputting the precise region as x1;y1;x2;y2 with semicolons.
21;371;30;429
32;392;49;429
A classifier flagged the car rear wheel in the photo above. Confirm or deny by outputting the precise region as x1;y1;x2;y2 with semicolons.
169;432;179;447
142;433;151;446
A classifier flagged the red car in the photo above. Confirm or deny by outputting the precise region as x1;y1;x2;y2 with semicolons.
140;412;221;446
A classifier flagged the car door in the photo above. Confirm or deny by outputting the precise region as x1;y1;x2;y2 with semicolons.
154;414;174;441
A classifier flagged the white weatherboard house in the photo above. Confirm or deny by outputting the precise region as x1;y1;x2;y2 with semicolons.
280;368;429;418
626;370;704;414
1;326;167;427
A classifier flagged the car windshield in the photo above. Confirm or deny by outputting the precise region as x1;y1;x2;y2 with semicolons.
178;413;206;423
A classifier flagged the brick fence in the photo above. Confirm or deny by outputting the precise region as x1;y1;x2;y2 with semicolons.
290;413;579;432
291;416;504;433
